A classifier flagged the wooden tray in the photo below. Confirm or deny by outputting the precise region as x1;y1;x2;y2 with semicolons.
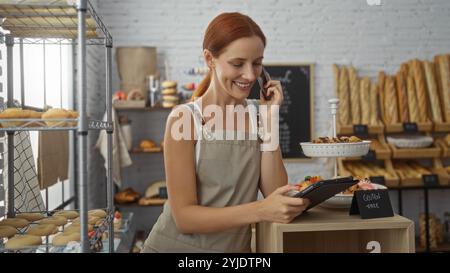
433;122;450;133
388;143;441;159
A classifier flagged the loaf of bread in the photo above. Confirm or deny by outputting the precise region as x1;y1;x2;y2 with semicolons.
348;66;361;124
400;63;409;80
395;72;409;123
360;77;371;125
369;83;380;125
407;75;420;123
434;56;444;121
336;65;351;125
377;71;387;124
410;59;429;122
384;76;399;124
436;55;450;122
424;61;443;122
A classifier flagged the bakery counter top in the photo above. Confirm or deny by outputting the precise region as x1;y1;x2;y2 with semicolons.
256;207;415;253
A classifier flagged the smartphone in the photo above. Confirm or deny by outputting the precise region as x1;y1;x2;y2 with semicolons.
258;66;272;100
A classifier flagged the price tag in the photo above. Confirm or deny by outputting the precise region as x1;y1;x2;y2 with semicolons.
353;124;369;137
350;189;394;219
422;174;439;187
403;122;418;133
362;150;376;162
159;187;168;199
369;176;386;186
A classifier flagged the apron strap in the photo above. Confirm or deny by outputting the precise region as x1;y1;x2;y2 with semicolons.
183;102;202;168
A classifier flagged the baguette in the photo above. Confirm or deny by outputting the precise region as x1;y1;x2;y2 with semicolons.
369;82;380;125
407;74;420;123
423;61;443;122
377;71;387;124
437;55;450;122
400;63;409;80
384;76;399;124
396;72;409;122
348;66;361;124
360;76;371;125
434;56;444;121
336;65;351;125
410;59;429;122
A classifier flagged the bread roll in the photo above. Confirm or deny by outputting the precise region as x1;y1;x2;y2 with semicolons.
369;83;380;125
377;71;387;124
407;75;420;123
437;55;450;122
337;65;351;125
395;72;409;122
348;66;361;124
423;61;443;122
360;76;371;125
384;76;399;124
410;59;429;122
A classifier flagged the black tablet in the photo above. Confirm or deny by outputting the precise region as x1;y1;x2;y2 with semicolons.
293;176;358;211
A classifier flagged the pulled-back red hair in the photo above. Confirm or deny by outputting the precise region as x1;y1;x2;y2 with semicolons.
192;12;266;100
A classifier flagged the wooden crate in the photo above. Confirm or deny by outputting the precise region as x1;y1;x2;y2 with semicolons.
337;124;384;135
256;208;415;253
392;159;449;187
338;158;400;187
433;122;450;133
342;135;391;161
436;139;450;158
388;143;441;159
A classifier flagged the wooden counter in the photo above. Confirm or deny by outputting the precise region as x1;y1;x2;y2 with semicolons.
256;207;415;253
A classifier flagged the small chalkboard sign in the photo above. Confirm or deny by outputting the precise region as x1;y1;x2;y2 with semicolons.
249;64;314;159
403;122;418;133
362;150;376;162
159;186;168;199
350;190;394;219
422;174;439;187
353;124;369;137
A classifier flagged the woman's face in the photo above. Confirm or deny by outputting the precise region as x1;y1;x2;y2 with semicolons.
209;36;265;101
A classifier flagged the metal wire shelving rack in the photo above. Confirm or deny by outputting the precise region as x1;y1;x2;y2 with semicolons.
0;0;114;253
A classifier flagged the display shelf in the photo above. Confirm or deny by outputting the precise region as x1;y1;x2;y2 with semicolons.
115;106;173;112
336;124;384;135
385;122;433;133
115;199;166;207
433;122;450;133
387;142;442;159
131;147;163;154
392;159;449;187
436;139;450;158
342;135;391;161
338;158;400;187
0;118;112;131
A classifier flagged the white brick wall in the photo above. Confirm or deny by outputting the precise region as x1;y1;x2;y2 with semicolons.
94;0;450;232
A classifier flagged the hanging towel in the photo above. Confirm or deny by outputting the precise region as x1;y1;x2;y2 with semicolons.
2;131;45;213
37;131;69;189
95;108;132;187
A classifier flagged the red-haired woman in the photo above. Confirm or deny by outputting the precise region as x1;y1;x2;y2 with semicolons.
142;12;309;253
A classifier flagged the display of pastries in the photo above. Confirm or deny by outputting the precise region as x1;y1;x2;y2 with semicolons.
161;81;179;108
312;136;362;144
393;161;431;179
114;187;140;204
0;108;43;127
344;161;392;179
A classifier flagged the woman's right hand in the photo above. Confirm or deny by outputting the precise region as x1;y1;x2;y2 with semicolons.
257;184;310;224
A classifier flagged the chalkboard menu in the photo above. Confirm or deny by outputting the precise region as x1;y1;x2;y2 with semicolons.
249;64;314;159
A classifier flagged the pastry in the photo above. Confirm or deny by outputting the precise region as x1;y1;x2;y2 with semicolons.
52;232;80;246
128;89;145;100
0;226;16;238
338;65;351;125
407;75;420;123
63;223;94;233
0;218;29;228
53;210;79;220
377;71;387;124
162;94;179;102
5;234;42;250
360;77;371;125
410;59;429;122
395;72;409;123
88;209;107;219
38;216;67;226
72;215;101;225
161;81;177;89
311;136;361;143
42;108;71;127
161;88;177;95
162;101;177;108
140;139;156;150
26;224;58;236
348;66;361;124
114;187;140;204
369;83;380;125
384;76;399;124
437;55;450;122
0;108;27;127
15;212;45;222
423;61;443;122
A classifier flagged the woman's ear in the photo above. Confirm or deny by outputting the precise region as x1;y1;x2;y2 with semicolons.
203;49;215;69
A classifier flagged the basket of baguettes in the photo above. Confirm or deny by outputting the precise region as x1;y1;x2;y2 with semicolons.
0;108;78;128
333;53;450;132
300;136;371;157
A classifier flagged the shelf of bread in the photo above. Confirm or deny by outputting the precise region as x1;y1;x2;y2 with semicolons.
0;108;79;131
392;159;450;187
384;122;433;133
387;142;441;159
436;135;450;157
338;158;400;187
342;135;391;161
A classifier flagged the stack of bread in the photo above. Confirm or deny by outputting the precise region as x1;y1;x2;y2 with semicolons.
160;80;179;108
393;161;432;179
343;161;393;179
333;53;450;127
419;213;445;249
0;107;78;128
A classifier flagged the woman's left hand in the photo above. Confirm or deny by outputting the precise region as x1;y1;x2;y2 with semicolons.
260;80;283;107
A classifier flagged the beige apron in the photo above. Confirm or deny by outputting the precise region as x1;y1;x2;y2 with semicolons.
142;99;261;253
